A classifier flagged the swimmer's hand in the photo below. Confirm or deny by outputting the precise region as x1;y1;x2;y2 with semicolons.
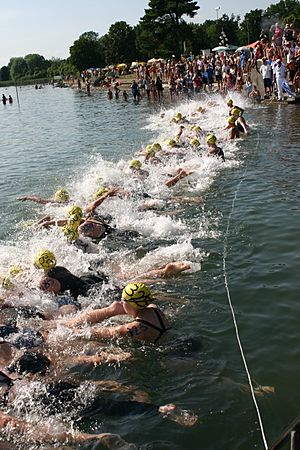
159;404;198;427
110;300;126;315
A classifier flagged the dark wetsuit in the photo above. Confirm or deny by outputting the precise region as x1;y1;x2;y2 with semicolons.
135;307;172;344
208;146;225;162
0;325;44;349
46;266;109;299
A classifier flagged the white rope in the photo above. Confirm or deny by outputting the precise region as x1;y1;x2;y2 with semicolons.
223;135;269;450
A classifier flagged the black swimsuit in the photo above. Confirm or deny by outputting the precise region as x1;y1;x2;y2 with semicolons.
135;307;172;344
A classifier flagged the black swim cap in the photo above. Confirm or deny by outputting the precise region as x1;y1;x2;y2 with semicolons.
8;351;51;375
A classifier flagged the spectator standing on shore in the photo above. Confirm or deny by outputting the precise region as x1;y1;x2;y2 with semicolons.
260;57;273;95
274;59;287;101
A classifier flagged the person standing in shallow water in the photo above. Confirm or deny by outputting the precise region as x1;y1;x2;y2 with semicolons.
8;95;13;104
2;94;7;105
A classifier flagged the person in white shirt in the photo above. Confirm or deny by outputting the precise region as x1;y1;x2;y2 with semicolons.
260;57;273;95
273;59;287;101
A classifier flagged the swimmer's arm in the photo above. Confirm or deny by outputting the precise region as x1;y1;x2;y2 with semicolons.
85;188;120;213
38;219;68;228
165;170;194;188
68;350;131;365
16;195;53;204
90;321;148;340
60;301;126;327
0;411;123;445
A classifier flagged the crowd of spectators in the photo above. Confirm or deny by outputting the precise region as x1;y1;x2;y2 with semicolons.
77;20;300;101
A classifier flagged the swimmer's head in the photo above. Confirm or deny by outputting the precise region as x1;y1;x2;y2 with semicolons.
227;99;233;107
231;107;241;117
122;282;152;310
206;134;217;145
54;188;70;203
93;187;109;199
175;112;182;121
0;275;14;289
190;138;200;147
227;116;236;125
8;265;23;277
78;221;106;239
129;159;142;170
8;352;51;375
167;139;177;148
39;276;61;294
34;250;56;271
62;225;79;242
68;205;83;219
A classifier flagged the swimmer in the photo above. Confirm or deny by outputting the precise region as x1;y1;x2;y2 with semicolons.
227;101;248;134
107;88;113;100
1;351;197;428
60;283;171;345
165;168;194;187
224;116;240;140
0;411;133;448
17;188;70;204
206;135;225;161
39;265;110;300
129;159;149;180
122;90;129;101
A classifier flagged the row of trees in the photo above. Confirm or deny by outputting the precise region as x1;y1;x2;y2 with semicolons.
1;0;299;83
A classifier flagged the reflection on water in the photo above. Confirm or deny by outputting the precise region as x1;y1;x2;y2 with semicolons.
0;86;300;449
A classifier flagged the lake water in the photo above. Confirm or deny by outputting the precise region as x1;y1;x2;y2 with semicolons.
0;84;299;450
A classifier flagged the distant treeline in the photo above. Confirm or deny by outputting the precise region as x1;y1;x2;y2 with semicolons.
1;0;299;83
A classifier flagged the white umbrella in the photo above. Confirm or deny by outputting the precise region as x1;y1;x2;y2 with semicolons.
147;58;158;63
212;46;229;52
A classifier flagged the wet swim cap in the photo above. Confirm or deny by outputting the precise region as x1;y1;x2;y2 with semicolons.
54;189;70;203
167;139;177;148
175;112;182;120
190;138;200;147
231;107;241;117
93;187;109;199
152;143;162;152
67;214;81;228
227;116;236;124
191;125;202;133
206;134;217;145
62;225;79;242
68;205;83;218
227;99;233;106
146;144;156;157
122;283;152;309
130;159;142;169
34;250;56;270
0;275;13;289
8;265;23;277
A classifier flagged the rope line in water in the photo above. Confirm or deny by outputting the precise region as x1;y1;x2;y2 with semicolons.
223;134;269;450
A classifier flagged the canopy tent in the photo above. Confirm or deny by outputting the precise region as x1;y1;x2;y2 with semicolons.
212;46;229;52
116;63;127;68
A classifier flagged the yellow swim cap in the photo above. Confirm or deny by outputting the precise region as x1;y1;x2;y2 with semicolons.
0;275;13;289
122;283;152;310
152;143;162;152
231;107;241;117
227;99;233;106
8;265;23;277
175;112;182;120
93;187;109;199
62;225;79;242
206;134;217;145
192;125;202;133
67;214;81;228
227;116;236;124
167;139;177;148
130;159;142;169
34;250;56;270
190;138;200;147
68;205;83;219
54;189;70;203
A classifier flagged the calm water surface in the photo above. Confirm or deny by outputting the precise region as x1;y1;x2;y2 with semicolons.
0;85;299;450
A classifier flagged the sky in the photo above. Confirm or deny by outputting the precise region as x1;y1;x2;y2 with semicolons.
0;0;276;67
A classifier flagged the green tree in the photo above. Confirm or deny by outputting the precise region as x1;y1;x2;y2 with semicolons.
69;31;105;71
239;9;263;44
9;57;28;80
0;66;10;81
102;21;138;64
24;53;48;77
264;0;300;20
137;0;199;58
